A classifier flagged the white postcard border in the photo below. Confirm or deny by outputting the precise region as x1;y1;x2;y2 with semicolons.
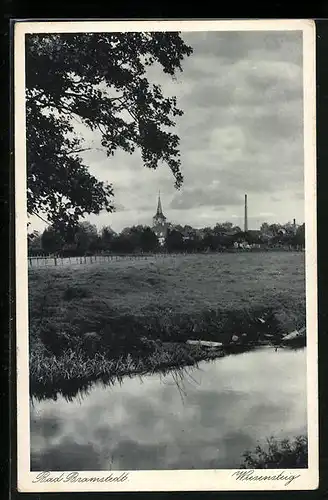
15;19;318;492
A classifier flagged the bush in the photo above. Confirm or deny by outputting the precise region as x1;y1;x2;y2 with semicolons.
241;435;308;469
38;321;78;356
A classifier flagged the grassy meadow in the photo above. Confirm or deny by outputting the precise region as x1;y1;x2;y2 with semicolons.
29;252;306;399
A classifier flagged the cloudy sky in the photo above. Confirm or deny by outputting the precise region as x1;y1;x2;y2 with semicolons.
31;29;305;233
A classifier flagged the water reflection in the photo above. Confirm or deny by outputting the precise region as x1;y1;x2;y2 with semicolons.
30;347;307;471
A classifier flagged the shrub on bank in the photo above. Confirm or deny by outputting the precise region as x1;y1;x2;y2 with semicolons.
32;301;305;360
241;435;308;469
33;305;287;358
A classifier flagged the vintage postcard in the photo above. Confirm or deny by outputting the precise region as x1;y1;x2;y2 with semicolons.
14;19;318;492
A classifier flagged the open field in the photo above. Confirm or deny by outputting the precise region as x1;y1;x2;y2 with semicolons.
29;252;306;399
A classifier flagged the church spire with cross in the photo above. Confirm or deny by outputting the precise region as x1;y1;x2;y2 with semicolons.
152;190;168;245
156;190;164;217
153;191;166;225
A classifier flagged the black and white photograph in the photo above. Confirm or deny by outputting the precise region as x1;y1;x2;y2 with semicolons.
14;20;318;492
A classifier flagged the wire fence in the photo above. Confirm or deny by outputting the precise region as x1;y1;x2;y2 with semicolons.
28;246;305;268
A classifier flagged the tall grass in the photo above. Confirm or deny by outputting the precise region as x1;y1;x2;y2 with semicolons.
30;341;223;401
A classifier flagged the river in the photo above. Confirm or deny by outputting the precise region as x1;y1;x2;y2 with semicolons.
30;346;307;470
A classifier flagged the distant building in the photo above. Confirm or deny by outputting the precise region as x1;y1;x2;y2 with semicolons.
152;192;169;246
234;241;251;249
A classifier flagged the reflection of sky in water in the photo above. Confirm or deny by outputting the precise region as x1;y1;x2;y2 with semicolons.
30;348;307;471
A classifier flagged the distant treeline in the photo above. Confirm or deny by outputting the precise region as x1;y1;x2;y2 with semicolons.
28;221;305;257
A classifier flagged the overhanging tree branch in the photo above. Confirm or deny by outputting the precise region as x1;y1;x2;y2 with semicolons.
25;32;193;230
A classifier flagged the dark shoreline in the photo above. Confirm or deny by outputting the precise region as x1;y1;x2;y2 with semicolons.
30;332;305;402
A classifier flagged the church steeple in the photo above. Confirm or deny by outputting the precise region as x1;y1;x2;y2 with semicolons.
156;191;164;217
152;190;168;246
153;191;166;226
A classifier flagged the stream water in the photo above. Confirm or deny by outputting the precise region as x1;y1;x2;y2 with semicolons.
30;346;307;470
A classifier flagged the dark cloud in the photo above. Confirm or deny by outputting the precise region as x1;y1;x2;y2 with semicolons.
215;160;302;195
170;185;243;210
183;31;303;66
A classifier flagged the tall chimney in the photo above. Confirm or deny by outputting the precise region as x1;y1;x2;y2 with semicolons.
244;194;248;232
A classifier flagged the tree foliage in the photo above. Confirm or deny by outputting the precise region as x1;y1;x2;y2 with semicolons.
74;221;99;253
295;223;305;247
165;228;184;252
26;32;193;231
101;225;116;246
119;225;159;252
41;227;65;253
33;220;305;257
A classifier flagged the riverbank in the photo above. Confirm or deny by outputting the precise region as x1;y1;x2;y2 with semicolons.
30;331;305;401
29;252;306;399
30;340;226;400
